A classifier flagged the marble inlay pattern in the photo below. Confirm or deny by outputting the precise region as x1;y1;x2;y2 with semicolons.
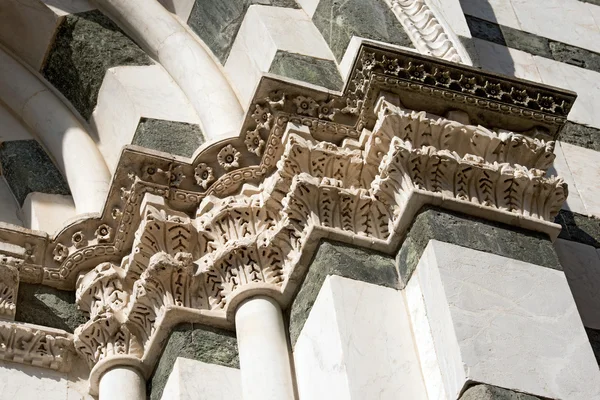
465;15;600;73
132;118;204;158
43;10;153;120
0;140;70;205
187;0;300;64
312;0;414;61
269;51;344;91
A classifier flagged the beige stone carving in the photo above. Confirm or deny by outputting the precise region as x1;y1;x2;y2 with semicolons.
0;263;18;321
0;321;74;371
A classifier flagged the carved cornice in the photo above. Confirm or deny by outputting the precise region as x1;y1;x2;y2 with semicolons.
0;43;576;291
0;321;74;371
385;0;467;64
72;96;568;385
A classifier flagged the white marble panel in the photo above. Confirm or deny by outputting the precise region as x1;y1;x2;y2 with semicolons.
555;239;600;330
559;141;600;218
472;38;542;82
534;56;600;129
0;105;34;142
511;0;600;54
161;357;242;400
22;192;76;234
296;0;320;18
91;64;200;172
225;5;336;108
408;240;600;400
547;141;586;215
0;361;68;399
0;179;23;227
459;0;522;29
294;275;428;400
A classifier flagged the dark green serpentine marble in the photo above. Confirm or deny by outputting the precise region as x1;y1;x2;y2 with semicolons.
15;283;87;333
132;118;204;158
460;385;541;400
43;10;152;120
312;0;414;62
0;140;70;205
269;51;344;91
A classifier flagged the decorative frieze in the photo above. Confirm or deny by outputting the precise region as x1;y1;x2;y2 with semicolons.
0;263;18;321
0;42;578;386
0;321;74;371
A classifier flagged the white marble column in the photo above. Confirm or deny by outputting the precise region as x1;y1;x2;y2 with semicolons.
94;0;243;141
98;366;146;400
0;45;110;214
235;296;296;400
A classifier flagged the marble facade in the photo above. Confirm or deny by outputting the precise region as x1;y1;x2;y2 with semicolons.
0;1;599;399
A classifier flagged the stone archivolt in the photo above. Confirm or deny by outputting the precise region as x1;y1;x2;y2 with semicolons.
0;44;576;378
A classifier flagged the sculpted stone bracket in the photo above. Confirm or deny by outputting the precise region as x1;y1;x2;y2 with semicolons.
0;43;577;383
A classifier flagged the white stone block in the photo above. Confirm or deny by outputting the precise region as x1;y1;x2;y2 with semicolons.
22;192;76;233
472;39;542;82
225;5;336;108
161;357;242;400
534;56;600;129
407;240;600;400
559;141;600;218
547;141;586;214
91;64;200;171
294;275;428;400
0;361;68;400
555;239;600;330
459;0;522;29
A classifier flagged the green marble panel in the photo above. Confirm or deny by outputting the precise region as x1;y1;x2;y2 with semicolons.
269;51;344;91
132;118;204;158
0;140;70;205
43;10;152;120
312;0;414;62
15;283;87;333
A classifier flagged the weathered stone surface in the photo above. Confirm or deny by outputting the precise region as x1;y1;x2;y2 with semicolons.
466;14;600;73
586;327;600;367
132;118;204;158
461;384;541;400
287;240;398;346
148;323;239;400
0;140;70;206
555;209;600;248
312;0;413;62
559;122;600;152
397;207;562;286
15;283;87;333
269;51;344;91
43;10;152;120
187;0;300;64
